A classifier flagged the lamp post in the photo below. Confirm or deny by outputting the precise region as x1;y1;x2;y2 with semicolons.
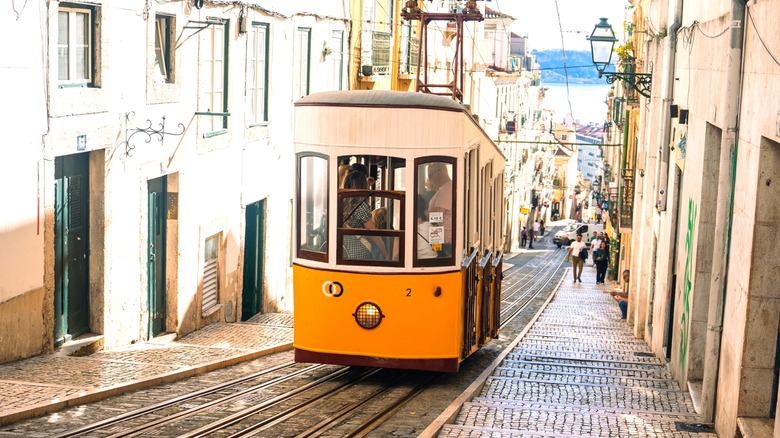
589;18;652;98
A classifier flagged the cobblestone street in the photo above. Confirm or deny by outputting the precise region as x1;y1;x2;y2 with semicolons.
431;268;716;437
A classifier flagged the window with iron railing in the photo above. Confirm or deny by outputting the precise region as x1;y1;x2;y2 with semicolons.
622;62;639;103
400;27;419;76
620;168;634;228
370;31;391;76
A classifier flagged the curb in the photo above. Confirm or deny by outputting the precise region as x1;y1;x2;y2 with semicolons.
0;342;292;426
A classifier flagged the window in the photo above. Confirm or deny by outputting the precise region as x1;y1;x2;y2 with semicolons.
202;234;220;312
58;5;94;87
154;15;173;83
415;159;456;266
329;30;344;90
247;23;269;125
294;28;311;99
200;19;229;132
334;155;405;267
297;154;329;262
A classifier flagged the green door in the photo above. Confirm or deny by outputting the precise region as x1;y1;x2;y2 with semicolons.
54;154;90;346
241;200;264;320
148;176;167;337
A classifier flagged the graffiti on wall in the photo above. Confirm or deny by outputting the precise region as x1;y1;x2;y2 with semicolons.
679;198;697;369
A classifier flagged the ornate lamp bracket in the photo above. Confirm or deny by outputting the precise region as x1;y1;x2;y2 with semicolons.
601;71;652;98
121;112;185;157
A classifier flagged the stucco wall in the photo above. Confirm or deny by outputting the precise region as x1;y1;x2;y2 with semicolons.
0;288;46;363
0;0;47;306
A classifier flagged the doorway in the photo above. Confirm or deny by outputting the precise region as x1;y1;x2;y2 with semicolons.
241;200;265;320
148;176;167;338
54;154;91;346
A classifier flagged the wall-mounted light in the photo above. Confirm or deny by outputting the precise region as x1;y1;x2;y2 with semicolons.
589;18;652;98
193;0;204;9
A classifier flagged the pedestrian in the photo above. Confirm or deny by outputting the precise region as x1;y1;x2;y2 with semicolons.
565;233;587;283
527;227;535;249
520;227;527;248
593;241;609;284
539;219;545;237
532;220;540;241
591;234;603;264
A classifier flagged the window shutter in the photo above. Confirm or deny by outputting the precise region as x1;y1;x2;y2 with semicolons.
202;257;218;310
202;235;219;311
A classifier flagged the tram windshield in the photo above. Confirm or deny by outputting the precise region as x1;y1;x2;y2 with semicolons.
337;155;405;266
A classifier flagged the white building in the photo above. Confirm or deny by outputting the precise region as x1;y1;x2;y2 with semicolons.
0;0;349;363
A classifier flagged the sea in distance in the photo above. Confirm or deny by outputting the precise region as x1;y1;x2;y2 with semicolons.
541;82;611;126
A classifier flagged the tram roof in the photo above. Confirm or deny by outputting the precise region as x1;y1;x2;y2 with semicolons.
295;90;466;113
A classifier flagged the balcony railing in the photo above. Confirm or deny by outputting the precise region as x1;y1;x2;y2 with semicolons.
620;168;634;228
361;31;391;76
400;34;419;76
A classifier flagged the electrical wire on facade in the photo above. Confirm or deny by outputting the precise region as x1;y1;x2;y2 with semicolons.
12;0;29;19
746;7;780;66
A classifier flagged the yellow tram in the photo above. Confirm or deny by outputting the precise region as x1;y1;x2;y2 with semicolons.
292;90;506;372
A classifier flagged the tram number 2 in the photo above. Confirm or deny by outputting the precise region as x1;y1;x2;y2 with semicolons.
406;288;412;297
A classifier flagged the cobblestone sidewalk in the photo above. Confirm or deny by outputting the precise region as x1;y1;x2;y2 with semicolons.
435;269;717;437
0;314;293;426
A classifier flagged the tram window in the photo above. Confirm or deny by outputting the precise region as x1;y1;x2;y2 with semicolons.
338;155;406;191
297;154;328;261
338;191;404;266
415;159;455;264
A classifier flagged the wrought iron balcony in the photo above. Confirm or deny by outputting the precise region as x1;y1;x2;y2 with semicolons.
361;31;391;76
620;168;634;228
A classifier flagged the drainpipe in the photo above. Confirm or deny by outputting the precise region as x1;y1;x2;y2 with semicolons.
391;0;402;91
700;0;745;423
656;0;683;215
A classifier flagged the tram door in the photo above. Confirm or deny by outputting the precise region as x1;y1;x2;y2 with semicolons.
147;176;167;338
54;154;90;346
242;200;265;320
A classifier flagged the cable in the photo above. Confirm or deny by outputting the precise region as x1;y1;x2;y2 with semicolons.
12;0;29;20
747;7;780;67
695;21;730;39
553;0;574;118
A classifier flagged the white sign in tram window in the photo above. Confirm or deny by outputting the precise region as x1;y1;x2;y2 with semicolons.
428;226;444;245
428;211;443;224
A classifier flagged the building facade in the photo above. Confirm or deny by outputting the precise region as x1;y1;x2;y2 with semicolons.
614;0;780;435
0;0;349;363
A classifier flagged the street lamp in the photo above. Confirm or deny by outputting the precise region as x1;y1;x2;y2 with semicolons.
589;18;652;98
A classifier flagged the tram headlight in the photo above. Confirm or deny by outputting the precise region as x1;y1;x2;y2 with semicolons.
353;302;384;329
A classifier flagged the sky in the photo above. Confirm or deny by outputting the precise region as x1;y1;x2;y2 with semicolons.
492;0;631;51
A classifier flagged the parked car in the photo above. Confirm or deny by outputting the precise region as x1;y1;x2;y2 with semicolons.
553;223;604;248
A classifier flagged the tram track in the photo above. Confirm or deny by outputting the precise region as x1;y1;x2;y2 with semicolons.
46;238;567;437
500;239;567;329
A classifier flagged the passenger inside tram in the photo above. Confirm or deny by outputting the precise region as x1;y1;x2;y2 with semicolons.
341;171;389;260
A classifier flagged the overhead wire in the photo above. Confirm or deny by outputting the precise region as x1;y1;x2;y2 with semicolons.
553;0;575;119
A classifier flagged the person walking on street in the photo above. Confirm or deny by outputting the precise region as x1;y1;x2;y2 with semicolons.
520;227;527;248
539;219;545;237
593;241;609;284
532;220;540;241
565;233;587;283
591;234;603;264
